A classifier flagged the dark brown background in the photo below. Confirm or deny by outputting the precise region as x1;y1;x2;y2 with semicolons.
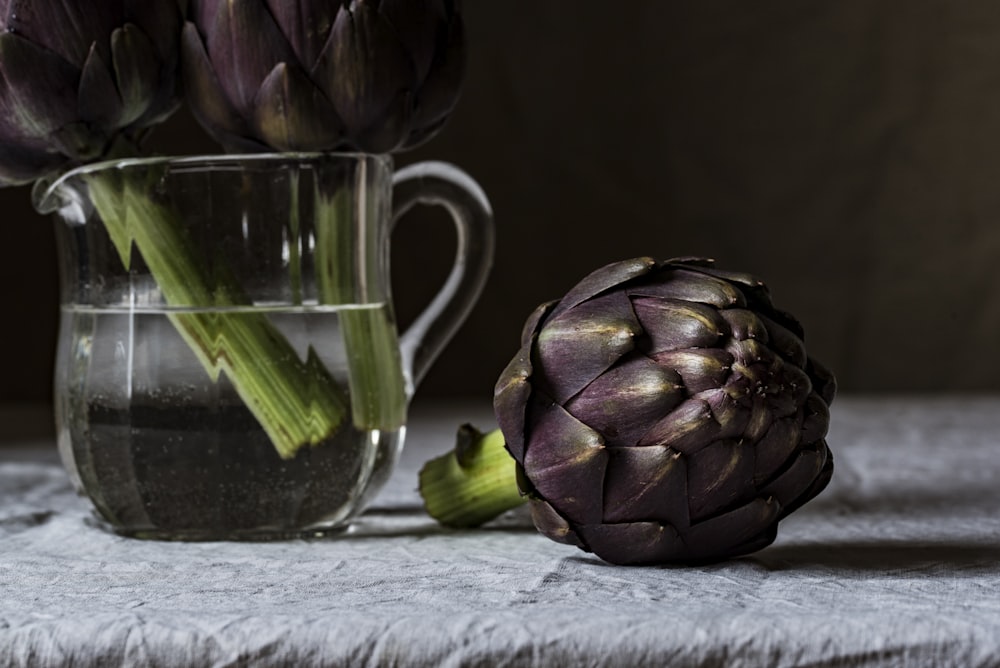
3;2;1000;407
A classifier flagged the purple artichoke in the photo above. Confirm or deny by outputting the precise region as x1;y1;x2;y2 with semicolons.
421;257;835;565
181;0;465;154
0;0;182;185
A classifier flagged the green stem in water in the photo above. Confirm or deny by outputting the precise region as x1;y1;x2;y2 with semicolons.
86;169;348;459
419;425;526;528
313;178;406;431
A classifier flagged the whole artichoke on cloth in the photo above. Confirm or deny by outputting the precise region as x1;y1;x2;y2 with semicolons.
181;0;464;153
0;0;182;185
420;257;835;565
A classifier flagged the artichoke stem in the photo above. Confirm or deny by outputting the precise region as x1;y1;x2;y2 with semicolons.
87;171;348;459
419;425;526;528
313;183;407;431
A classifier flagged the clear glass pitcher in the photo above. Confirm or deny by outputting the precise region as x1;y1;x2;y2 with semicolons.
35;153;493;540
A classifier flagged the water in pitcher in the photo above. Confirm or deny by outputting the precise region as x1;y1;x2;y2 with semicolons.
55;303;406;539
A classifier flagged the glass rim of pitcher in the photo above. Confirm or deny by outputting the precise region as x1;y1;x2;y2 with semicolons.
34;151;394;214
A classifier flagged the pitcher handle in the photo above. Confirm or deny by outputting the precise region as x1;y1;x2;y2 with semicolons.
392;161;495;395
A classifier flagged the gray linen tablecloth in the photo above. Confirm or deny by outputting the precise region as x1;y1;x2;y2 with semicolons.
2;396;1000;667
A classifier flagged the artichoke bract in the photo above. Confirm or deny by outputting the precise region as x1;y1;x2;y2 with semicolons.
0;0;182;185
182;0;464;154
421;257;835;565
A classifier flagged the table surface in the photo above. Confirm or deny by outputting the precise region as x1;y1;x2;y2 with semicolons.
3;396;1000;667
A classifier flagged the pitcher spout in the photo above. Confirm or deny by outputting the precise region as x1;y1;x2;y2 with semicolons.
32;168;92;224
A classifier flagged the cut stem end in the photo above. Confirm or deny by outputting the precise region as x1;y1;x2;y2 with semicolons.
419;425;525;528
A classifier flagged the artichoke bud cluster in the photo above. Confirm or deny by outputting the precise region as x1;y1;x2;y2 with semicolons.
0;1;182;186
0;0;465;185
182;0;464;154
495;257;836;565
